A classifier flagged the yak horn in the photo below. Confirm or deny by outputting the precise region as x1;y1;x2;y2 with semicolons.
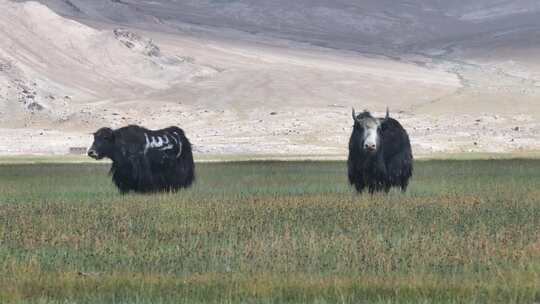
385;107;390;120
352;107;357;122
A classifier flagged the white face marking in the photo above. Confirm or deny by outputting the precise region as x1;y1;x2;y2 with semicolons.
362;118;380;151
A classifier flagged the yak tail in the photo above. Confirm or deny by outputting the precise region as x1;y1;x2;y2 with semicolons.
179;138;195;186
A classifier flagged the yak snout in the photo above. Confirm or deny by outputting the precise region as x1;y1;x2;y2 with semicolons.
87;148;99;159
364;143;376;152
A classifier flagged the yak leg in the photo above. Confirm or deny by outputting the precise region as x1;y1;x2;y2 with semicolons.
386;151;413;193
129;154;154;192
368;180;387;194
368;184;379;194
400;179;409;193
354;181;366;193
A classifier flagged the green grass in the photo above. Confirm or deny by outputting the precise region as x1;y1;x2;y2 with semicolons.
0;160;539;303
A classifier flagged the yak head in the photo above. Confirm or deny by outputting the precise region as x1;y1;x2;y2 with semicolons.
351;108;389;154
88;127;115;160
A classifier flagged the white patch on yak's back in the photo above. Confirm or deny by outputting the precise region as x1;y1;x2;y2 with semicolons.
144;133;151;154
159;135;173;151
152;136;164;147
160;145;174;151
144;133;169;153
173;132;183;158
144;132;180;155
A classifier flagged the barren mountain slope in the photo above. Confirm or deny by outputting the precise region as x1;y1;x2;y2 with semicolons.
0;0;214;128
24;0;540;53
1;0;539;156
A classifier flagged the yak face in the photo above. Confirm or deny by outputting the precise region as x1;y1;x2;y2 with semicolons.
88;127;115;160
352;109;382;154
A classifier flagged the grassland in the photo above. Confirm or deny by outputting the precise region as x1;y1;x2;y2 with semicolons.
0;160;539;303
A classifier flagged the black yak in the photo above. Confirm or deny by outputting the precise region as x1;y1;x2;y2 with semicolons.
348;108;413;193
87;125;195;193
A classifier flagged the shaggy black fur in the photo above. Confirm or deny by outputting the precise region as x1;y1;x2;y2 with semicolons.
88;125;195;193
348;109;413;193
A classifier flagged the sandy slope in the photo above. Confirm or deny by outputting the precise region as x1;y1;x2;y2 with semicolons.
0;1;215;126
0;1;539;156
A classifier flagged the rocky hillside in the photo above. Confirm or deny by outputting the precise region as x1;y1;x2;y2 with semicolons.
1;0;539;156
23;0;540;55
0;0;214;128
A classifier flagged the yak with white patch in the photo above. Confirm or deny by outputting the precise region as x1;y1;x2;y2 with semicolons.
87;125;195;193
348;108;413;194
